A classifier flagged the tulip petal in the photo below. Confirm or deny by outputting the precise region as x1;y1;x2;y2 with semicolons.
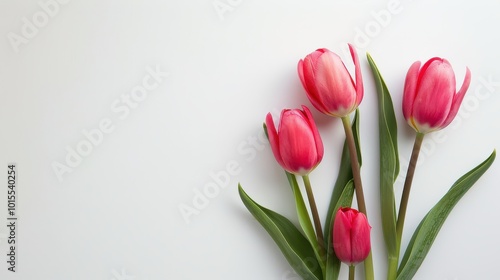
333;209;352;264
279;110;318;175
297;59;305;85
265;113;285;169
441;67;471;129
412;59;456;130
300;52;331;114
350;213;371;264
315;52;356;116
302;105;324;164
403;61;421;122
416;57;442;85
349;44;364;110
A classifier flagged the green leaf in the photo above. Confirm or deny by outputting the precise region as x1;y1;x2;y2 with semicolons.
238;184;323;280
367;53;399;259
397;150;496;279
325;180;355;280
286;172;326;275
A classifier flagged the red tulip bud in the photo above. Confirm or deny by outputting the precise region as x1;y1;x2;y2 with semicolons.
298;44;363;117
333;207;371;265
403;57;471;133
265;105;323;176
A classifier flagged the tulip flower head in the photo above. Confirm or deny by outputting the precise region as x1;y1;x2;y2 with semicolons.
297;44;363;117
403;57;471;134
333;207;371;265
265;105;323;176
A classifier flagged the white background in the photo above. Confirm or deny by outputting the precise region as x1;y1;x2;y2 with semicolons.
1;0;499;279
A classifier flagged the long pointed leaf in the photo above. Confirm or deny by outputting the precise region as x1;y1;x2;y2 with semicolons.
397;150;496;279
239;184;323;280
367;53;399;259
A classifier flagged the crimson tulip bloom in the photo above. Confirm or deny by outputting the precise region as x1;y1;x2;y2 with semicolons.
403;57;471;134
297;44;363;117
265;105;323;176
333;207;371;265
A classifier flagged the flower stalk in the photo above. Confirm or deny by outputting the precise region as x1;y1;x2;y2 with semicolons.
386;132;424;279
396;133;424;243
341;116;366;215
302;175;326;259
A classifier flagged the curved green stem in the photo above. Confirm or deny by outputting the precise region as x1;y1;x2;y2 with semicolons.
388;132;424;279
302;175;325;251
341;116;367;215
396;133;424;244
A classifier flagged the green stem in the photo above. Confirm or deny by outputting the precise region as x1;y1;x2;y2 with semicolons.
341;116;374;280
349;265;355;280
341;116;367;215
302;175;325;251
396;133;424;244
388;132;424;279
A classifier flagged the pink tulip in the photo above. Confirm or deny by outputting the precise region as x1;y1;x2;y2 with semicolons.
265;105;323;176
333;207;371;265
297;44;363;117
403;57;471;133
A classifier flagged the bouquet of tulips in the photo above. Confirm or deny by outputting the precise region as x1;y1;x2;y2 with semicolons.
238;44;496;280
